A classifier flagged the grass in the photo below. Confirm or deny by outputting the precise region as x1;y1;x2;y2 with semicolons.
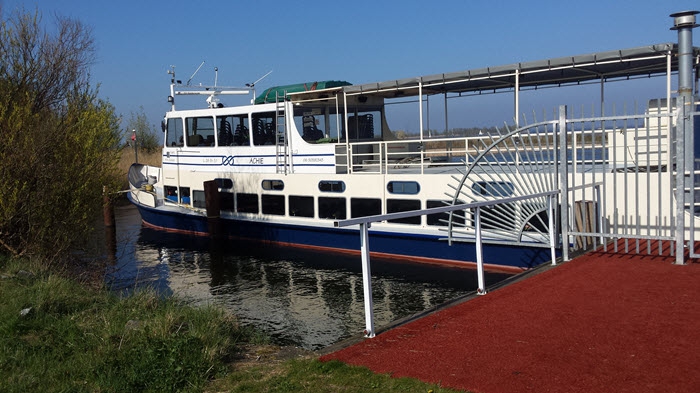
0;255;466;393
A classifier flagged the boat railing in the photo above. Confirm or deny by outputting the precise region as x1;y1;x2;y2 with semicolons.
334;105;672;175
335;135;493;174
335;189;560;338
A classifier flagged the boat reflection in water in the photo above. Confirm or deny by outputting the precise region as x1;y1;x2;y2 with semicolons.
106;205;511;350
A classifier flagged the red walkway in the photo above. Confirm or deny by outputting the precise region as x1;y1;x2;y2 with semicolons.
321;249;700;393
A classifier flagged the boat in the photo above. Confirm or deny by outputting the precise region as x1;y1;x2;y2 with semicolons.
129;14;699;273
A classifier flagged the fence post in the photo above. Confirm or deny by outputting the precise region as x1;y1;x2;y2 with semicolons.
548;194;557;265
474;207;486;295
558;105;570;261
359;222;375;337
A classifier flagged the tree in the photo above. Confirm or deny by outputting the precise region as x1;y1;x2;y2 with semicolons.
125;106;160;153
0;7;121;260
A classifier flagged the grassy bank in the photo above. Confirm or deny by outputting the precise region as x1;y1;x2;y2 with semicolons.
0;255;464;392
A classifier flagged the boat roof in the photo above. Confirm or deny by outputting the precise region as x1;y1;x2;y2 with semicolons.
290;43;696;101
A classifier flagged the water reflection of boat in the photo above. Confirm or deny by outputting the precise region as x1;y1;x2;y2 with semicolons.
129;14;698;272
125;225;504;349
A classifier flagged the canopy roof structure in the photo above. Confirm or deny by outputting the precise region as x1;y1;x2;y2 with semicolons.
344;43;688;97
290;43;698;102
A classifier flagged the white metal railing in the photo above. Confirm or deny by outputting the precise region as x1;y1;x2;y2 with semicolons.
332;100;699;338
334;190;559;338
334;135;488;174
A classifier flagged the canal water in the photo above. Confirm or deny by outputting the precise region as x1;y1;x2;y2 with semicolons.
105;205;511;350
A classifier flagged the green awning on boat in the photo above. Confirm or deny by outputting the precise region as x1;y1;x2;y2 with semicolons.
254;80;351;104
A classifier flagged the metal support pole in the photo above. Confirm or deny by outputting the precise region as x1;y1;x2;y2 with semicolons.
671;10;698;264
418;79;424;140
359;223;375;337
548;195;557;265
514;69;520;127
558;105;570;261
674;98;687;264
474;207;486;295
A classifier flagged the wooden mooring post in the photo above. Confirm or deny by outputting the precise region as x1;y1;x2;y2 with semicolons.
204;180;222;238
103;186;115;227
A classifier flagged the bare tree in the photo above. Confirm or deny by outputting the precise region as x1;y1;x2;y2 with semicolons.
0;7;121;260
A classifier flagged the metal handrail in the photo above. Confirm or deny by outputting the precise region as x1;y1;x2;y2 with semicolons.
335;189;560;338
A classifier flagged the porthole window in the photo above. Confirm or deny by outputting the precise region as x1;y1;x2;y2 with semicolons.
387;181;420;195
262;179;284;191
471;181;514;197
215;178;233;189
318;180;345;193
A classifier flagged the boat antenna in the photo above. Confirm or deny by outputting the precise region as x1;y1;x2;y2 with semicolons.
246;70;273;103
187;61;206;86
214;67;218;87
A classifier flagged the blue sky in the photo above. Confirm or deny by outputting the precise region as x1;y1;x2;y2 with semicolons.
2;0;698;130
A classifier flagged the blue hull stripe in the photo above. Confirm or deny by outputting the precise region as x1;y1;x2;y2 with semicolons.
129;196;555;273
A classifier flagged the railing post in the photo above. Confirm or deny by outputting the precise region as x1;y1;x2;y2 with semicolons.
596;184;604;246
558;105;570;261
359;222;375;337
474;207;487;295
548;194;557;265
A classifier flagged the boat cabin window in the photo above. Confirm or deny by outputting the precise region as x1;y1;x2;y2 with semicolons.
165;118;184;147
426;200;465;227
293;107;332;143
289;195;314;218
180;187;190;204
292;101;384;143
220;192;234;211
387;181;420;195
318;197;346;220
262;195;285;215
318;180;345;193
217;115;249;146
251;112;277;146
165;185;179;202
387;199;421;225
164;185;190;204
236;193;258;214
185;116;215;147
192;190;206;208
261;179;284;191
351;198;382;218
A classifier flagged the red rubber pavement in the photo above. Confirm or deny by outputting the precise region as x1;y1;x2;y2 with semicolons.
321;248;700;393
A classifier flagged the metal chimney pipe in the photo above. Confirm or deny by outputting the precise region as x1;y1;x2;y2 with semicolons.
670;10;698;265
671;11;698;98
